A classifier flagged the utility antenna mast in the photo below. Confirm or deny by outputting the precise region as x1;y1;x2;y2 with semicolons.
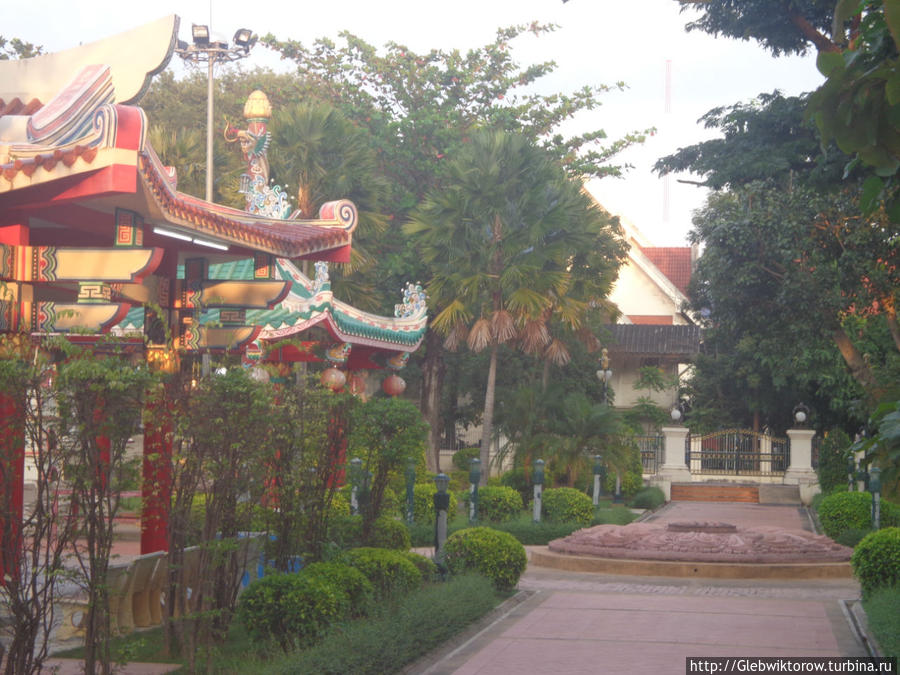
663;59;672;224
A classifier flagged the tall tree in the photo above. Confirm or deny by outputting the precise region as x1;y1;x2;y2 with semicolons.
405;130;624;481
265;25;645;467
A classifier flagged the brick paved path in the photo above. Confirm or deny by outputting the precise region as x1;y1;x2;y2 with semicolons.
413;503;868;675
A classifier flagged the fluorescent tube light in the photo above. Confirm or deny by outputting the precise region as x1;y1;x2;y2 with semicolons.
153;226;192;242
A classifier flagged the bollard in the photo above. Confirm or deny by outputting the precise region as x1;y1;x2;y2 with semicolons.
592;454;603;506
533;459;545;523
469;458;481;523
870;467;882;530
433;473;450;568
405;459;415;525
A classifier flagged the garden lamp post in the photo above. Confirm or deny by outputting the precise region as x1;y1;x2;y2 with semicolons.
469;458;481;523
870;466;882;530
349;457;362;515
792;402;810;427
592;454;604;505
175;24;257;202
433;473;450;566
405;458;416;525
533;459;545;523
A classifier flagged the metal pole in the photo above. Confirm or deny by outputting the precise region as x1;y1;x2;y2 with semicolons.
205;54;215;202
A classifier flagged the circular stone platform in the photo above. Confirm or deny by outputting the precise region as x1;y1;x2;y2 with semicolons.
530;521;853;579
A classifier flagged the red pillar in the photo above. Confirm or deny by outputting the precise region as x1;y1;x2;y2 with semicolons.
0;391;25;584
141;393;172;554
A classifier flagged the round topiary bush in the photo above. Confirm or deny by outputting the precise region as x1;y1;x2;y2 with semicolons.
299;561;374;617
452;447;481;472
541;487;593;526
341;547;422;598
836;527;873;549
443;526;527;591
850;527;900;598
628;486;666;510
412;482;459;523
818;491;900;539
473;485;523;522
236;572;348;651
401;551;439;580
367;516;412;550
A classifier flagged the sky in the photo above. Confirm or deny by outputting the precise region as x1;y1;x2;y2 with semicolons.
4;0;824;245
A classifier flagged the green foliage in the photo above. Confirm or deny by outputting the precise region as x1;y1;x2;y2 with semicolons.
474;485;523;522
628;486;666;510
818;491;900;539
853;398;900;501
264;575;498;675
443;527;527;591
835;527;873;548
350;397;429;539
817;428;853;494
236;572;348;652
341;547;422;598
411;481;459;523
0;35;43;59
400;551;439;581
541;487;594;526
499;467;531;505
851;527;900;598
862;585;900;658
603;464;645;498
452;447;481;472
299;561;374;618
368;516;411;551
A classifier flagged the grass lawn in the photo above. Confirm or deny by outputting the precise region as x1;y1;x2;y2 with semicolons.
863;586;900;658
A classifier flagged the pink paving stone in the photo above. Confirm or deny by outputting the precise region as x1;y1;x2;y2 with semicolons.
452;592;844;675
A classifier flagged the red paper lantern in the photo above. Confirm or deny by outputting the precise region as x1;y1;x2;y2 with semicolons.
382;374;406;397
320;367;346;391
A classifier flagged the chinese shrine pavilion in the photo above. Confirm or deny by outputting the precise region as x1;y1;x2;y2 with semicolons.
0;15;427;563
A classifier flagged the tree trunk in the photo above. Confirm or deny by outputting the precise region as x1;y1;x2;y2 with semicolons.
832;325;879;394
479;344;498;487
420;329;445;472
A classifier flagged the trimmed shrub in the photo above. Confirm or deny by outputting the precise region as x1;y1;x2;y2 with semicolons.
818;491;900;539
541;487;593;526
329;492;351;518
401;551;439;580
499;467;531;505
836;527;873;549
412;482;459;523
443;526;527;591
300;561;374;617
271;574;498;675
368;516;412;550
474;485;523;522
629;486;666;510
236;572;348;651
327;513;363;548
851;527;900;598
603;469;644;498
341;547;422;598
452;447;481;472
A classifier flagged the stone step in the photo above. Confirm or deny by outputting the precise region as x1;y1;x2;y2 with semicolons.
757;484;802;505
670;483;759;503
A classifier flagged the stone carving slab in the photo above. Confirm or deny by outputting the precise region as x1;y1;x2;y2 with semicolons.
548;522;851;564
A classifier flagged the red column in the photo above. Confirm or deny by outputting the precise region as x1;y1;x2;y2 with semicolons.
141;393;172;554
0;391;25;584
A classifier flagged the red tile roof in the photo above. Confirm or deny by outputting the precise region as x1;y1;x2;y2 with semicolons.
640;246;692;296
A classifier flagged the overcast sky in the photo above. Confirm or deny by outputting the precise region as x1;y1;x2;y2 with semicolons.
5;0;824;245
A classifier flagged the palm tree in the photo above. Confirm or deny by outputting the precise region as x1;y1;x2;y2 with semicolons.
268;101;391;311
405;129;622;483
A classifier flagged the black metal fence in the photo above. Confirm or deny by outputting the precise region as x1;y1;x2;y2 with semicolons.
686;430;789;477
637;435;664;474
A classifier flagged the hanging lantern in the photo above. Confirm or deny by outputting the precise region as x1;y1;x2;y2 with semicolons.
382;373;406;397
321;367;346;391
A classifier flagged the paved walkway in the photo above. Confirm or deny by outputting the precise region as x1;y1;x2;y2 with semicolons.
410;502;868;675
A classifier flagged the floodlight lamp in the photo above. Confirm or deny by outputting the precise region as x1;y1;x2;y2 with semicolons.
233;28;256;49
192;24;210;45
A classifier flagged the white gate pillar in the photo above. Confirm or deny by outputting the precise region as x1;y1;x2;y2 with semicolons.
784;429;820;505
650;426;692;500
